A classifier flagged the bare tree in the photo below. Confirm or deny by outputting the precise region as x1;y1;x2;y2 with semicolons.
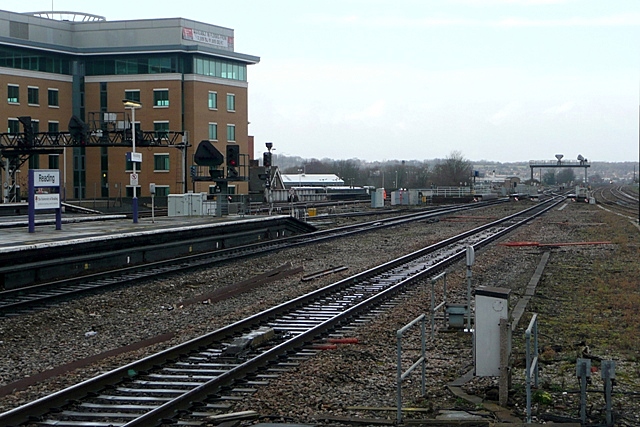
431;151;473;186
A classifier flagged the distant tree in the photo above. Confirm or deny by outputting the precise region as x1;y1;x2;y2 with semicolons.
333;159;361;186
590;173;604;184
556;168;576;186
542;170;556;185
407;164;430;188
431;151;473;186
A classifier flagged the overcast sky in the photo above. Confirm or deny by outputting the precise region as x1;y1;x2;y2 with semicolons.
11;0;640;163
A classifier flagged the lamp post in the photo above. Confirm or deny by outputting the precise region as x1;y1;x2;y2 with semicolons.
123;100;142;223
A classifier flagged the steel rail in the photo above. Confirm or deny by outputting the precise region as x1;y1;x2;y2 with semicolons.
0;201;506;316
0;197;560;426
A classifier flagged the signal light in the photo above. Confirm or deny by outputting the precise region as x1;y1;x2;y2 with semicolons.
68;115;88;145
263;152;272;167
18;116;34;146
226;144;240;166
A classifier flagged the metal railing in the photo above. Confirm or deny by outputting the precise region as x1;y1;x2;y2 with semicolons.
429;272;448;339
420;186;472;198
396;314;427;424
525;313;539;423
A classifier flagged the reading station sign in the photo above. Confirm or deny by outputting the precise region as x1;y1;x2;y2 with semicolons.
28;169;62;233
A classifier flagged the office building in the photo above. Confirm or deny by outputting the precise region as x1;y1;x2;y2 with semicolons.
0;9;259;201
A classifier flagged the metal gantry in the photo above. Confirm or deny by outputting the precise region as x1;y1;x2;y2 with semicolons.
0;114;186;202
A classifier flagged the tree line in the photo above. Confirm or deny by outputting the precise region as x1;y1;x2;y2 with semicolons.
276;150;474;189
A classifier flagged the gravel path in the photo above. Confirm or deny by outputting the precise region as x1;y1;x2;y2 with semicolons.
1;200;638;425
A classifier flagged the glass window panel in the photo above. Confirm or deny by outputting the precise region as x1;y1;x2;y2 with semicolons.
155;186;170;196
208;123;217;140
7;85;19;103
226;124;235;142
48;89;59;106
28;87;39;104
226;94;235;111
154;154;170;171
208;92;217;109
48;155;59;169
153;90;169;107
124;90;140;102
8;119;19;133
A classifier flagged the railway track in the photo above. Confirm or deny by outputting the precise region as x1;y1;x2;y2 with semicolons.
0;200;506;317
0;196;563;427
592;184;639;219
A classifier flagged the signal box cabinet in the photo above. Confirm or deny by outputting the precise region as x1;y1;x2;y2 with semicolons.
474;286;510;377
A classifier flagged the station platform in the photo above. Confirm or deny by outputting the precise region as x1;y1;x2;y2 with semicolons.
0;213;316;289
0;213;248;253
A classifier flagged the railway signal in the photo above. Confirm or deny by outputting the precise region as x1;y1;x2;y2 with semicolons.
226;144;240;179
18;116;34;146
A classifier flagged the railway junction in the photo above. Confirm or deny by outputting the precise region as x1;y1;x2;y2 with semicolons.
0;188;638;426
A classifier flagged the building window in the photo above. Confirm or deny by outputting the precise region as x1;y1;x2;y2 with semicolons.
48;154;59;169
0;46;71;74
48;89;59;107
124;90;140;102
154;186;170;196
8;85;19;103
32;120;39;134
208;123;218;141
153;121;169;140
29;155;40;169
28;87;39;105
153;89;169;107
226;124;235;142
208;91;217;109
193;57;247;81
48;121;59;133
154;153;170;171
226;93;235;112
8;119;19;133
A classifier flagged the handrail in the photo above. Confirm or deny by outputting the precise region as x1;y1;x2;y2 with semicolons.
430;271;447;339
396;314;427;424
525;313;539;423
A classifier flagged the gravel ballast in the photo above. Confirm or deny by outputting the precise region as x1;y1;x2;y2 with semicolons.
1;200;638;425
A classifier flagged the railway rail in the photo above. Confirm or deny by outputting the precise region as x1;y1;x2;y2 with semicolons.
0;195;564;427
0;200;507;317
592;184;639;219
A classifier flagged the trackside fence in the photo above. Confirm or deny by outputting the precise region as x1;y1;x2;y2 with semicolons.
396;314;427;424
525;313;539;423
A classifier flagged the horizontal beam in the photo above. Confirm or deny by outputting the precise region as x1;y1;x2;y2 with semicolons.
0;130;187;153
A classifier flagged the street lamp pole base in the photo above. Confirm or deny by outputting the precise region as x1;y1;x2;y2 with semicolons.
132;196;138;223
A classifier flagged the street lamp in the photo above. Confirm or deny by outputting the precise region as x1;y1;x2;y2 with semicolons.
123;100;142;223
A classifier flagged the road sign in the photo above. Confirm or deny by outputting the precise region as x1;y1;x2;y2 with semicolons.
130;173;139;186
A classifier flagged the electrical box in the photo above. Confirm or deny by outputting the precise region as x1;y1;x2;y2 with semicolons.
371;188;385;208
168;194;186;216
475;286;510;377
